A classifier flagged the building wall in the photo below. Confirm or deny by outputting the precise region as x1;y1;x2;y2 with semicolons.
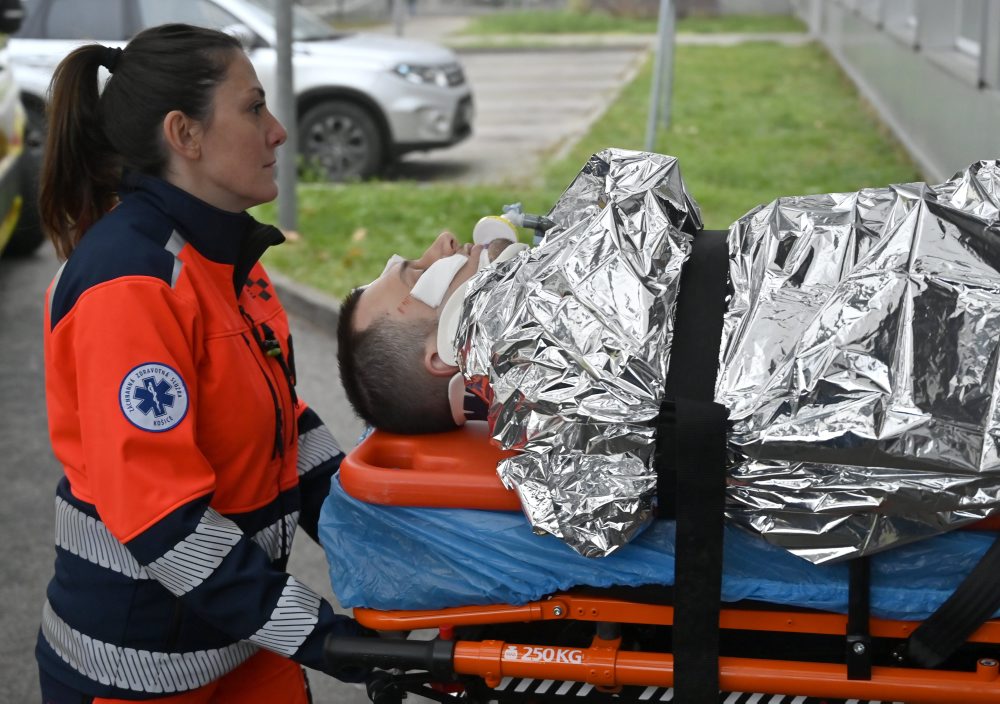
793;0;1000;182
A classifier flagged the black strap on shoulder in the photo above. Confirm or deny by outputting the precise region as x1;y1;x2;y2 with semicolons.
655;229;731;703
899;531;1000;668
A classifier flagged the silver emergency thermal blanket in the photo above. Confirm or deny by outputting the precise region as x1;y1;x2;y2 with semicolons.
455;148;701;557
720;159;1000;563
454;148;1000;562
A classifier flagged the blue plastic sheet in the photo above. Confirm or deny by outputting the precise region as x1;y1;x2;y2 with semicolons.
319;477;998;621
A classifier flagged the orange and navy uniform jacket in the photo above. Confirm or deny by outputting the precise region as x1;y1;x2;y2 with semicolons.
37;174;355;698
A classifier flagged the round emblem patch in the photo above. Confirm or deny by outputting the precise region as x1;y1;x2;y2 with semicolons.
119;362;189;432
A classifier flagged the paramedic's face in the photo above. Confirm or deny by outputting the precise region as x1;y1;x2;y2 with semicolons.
353;232;484;332
189;52;287;212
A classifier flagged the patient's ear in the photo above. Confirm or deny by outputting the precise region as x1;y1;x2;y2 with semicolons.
424;342;459;377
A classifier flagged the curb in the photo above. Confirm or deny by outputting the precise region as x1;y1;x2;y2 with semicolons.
270;269;343;332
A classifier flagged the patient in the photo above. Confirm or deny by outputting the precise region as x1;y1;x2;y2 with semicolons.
337;148;1000;565
337;230;518;434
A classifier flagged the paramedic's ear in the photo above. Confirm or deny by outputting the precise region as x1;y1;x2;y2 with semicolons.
162;110;202;160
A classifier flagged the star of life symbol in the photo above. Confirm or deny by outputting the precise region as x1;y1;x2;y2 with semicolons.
119;362;189;432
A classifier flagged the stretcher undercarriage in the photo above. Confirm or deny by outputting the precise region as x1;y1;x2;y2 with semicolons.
321;421;1000;704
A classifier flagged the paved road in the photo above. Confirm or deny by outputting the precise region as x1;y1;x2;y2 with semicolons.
0;246;372;703
0;247;58;704
393;46;647;183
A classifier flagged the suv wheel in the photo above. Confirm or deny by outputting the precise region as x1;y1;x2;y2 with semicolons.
299;100;383;182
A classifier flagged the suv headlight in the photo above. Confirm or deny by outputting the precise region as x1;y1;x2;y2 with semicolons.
392;63;460;88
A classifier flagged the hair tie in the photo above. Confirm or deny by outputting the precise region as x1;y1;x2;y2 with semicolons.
99;46;123;73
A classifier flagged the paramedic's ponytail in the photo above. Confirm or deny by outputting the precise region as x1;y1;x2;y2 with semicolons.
40;44;118;259
39;24;242;259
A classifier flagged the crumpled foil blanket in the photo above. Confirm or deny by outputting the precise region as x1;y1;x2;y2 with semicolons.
456;148;701;557
457;149;1000;562
720;159;1000;562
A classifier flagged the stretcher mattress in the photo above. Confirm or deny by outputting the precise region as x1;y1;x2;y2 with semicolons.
319;477;1000;621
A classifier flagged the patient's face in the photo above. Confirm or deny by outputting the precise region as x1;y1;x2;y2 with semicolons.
354;232;485;332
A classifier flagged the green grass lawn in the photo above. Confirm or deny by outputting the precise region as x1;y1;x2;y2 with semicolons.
460;10;808;35
256;35;920;300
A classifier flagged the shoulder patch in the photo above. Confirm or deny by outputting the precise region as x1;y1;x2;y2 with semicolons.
119;363;190;432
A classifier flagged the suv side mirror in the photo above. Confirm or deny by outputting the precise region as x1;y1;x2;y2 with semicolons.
0;0;24;35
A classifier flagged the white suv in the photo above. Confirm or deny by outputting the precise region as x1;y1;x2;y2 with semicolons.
10;0;475;180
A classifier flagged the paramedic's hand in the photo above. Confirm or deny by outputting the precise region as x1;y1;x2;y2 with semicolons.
324;617;378;683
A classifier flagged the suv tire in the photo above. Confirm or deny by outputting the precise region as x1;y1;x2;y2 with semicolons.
299;100;383;182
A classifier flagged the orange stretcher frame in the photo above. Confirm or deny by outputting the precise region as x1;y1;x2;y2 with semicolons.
339;422;1000;704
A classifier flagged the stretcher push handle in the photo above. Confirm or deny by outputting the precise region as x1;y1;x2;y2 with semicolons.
324;635;455;678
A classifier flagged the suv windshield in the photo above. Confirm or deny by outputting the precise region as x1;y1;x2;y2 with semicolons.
240;0;339;41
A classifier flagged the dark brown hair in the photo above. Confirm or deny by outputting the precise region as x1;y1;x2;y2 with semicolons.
337;287;457;434
40;24;243;258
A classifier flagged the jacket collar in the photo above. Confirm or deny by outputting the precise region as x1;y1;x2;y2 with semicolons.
121;172;285;295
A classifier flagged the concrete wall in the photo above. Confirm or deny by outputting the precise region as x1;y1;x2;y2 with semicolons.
794;0;1000;182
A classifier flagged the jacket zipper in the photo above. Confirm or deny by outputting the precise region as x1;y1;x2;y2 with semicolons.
260;322;298;406
240;333;284;459
238;306;298;458
237;303;297;560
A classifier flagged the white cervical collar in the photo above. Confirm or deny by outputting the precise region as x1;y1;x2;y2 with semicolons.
441;239;529;426
436;239;528;367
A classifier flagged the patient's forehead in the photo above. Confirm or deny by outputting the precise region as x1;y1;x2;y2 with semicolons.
353;261;412;331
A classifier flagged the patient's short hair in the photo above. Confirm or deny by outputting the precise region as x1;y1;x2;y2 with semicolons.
337;287;458;434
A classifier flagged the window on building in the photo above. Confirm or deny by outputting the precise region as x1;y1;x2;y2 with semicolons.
956;0;986;57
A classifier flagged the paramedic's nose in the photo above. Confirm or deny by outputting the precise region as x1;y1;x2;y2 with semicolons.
414;232;460;270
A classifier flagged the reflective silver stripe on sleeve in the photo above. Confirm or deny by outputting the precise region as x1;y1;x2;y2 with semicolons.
55;498;298;580
250;511;299;562
164;230;186;287
41;600;257;694
145;509;242;597
54;497;150;579
248;576;321;656
296;425;342;476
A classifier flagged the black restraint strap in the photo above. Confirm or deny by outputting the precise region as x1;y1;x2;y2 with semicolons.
846;557;872;680
902;531;1000;668
656;229;731;703
663;229;731;409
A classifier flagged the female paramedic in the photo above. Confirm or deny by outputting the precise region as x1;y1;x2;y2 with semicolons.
35;23;370;703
